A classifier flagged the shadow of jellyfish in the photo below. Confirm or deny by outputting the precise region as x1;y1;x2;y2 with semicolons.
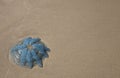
9;37;50;69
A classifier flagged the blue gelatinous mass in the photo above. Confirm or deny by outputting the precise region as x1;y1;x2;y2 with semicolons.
10;37;50;68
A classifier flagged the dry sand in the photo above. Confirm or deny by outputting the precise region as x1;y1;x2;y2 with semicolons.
0;0;120;78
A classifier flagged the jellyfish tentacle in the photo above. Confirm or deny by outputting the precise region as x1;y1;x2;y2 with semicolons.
38;58;43;67
32;44;46;54
20;48;28;66
43;46;50;58
11;44;26;52
44;46;50;52
26;50;33;68
31;50;43;67
23;37;32;45
16;44;26;49
42;51;49;58
29;38;41;45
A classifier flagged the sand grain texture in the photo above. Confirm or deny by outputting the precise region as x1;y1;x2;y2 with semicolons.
0;0;120;78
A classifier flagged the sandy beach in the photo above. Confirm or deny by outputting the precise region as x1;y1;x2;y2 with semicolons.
0;0;120;78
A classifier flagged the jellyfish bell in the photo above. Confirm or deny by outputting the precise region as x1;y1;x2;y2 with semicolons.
9;37;50;69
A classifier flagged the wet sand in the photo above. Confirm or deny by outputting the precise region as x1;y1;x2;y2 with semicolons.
0;0;120;78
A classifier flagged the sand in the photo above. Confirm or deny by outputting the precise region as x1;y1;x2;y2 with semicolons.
0;0;120;78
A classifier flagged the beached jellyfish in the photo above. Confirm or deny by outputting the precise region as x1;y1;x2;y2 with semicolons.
9;37;50;68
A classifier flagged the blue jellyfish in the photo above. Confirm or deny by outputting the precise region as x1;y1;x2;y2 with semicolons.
10;37;50;68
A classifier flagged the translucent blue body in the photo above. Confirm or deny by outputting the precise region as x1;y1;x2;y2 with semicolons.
10;37;50;68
